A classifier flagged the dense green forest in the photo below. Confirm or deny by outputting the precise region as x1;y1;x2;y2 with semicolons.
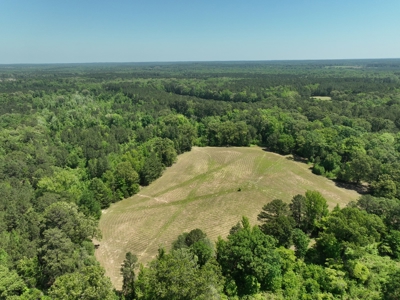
1;59;400;299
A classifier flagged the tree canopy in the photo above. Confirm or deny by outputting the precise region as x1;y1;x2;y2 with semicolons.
2;60;400;298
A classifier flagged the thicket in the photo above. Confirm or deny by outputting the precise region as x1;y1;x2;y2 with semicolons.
1;59;400;298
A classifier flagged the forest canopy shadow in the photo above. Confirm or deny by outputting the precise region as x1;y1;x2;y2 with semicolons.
333;180;368;195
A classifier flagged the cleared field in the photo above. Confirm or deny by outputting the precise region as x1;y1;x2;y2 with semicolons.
96;147;360;288
311;96;332;100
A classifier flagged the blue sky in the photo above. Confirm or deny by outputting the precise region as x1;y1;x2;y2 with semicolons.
1;0;399;63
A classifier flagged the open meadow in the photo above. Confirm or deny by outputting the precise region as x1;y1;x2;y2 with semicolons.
96;146;360;288
311;96;332;101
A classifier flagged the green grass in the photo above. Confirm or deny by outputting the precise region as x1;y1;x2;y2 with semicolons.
96;147;360;288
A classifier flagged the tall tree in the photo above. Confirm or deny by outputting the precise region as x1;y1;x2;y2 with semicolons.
135;249;224;300
217;217;282;296
121;252;138;300
289;194;306;229
258;199;290;223
292;228;310;259
304;190;329;234
38;228;76;287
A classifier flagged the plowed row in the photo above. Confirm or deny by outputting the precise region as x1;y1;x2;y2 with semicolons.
96;147;360;288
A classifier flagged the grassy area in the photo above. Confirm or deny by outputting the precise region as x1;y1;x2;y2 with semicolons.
96;147;360;288
311;96;332;100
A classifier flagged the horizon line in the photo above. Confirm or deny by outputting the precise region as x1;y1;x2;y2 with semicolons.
1;57;400;66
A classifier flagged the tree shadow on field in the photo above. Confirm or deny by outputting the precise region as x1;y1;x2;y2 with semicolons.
333;180;368;195
284;153;309;164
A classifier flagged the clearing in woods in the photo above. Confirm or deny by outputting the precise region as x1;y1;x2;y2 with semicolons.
311;96;332;101
96;147;360;288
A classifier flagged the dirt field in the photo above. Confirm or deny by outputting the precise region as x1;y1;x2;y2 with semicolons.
96;147;360;288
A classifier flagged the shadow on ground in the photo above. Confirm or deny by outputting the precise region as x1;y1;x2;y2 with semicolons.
333;181;368;195
284;154;309;164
